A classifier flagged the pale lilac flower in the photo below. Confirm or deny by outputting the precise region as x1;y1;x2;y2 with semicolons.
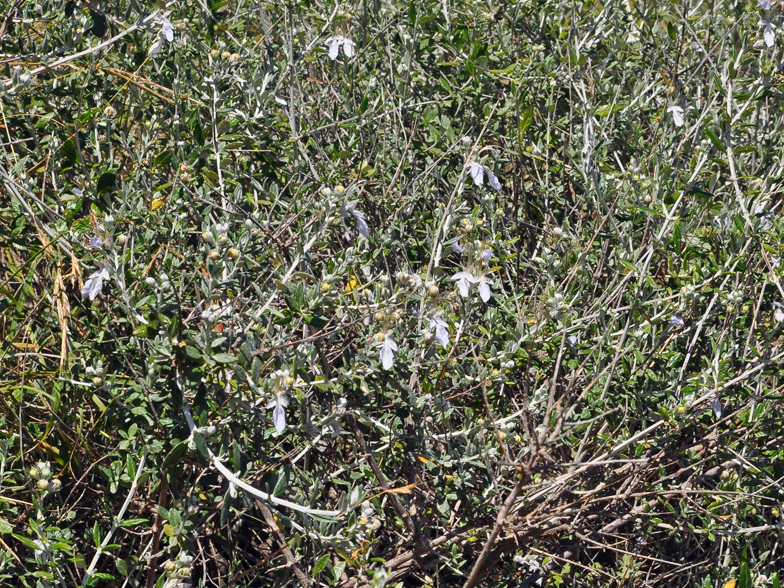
379;334;397;370
352;209;369;239
88;236;103;249
759;0;773;9
711;397;722;418
762;19;776;47
73;187;83;196
325;36;355;60
451;241;463;254
480;248;493;262
467;162;502;191
670;313;685;328
668;105;684;127
266;390;289;432
81;268;110;300
148;36;163;56
159;16;174;42
567;335;578;347
477;273;492;302
453;271;478;298
430;316;449;348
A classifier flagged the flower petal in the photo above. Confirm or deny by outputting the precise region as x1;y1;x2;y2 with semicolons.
148;36;163;56
343;39;356;57
711;397;722;419
668;105;684;127
485;167;502;191
468;162;484;185
765;22;776;47
478;277;491;302
273;403;287;432
351;208;370;239
435;323;449;348
326;37;341;60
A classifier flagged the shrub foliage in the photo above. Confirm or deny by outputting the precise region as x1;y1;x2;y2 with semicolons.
2;0;784;586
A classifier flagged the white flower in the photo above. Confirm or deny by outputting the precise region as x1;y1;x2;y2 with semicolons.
32;539;50;562
477;273;492;302
379;334;397;370
668;105;684;127
81;268;110;300
774;302;784;322
513;555;525;565
266;390;289;433
325;36;355;60
467;162;502;191
453;271;478;298
670;313;685;328
761;19;776;47
429;316;449;348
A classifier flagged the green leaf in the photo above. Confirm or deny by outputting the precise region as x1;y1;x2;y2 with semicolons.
121;518;150;527
316;553;331;573
519;108;534;137
192;430;210;465
702;126;725;151
96;171;117;194
12;533;43;551
93;521;101;547
0;519;12;534
116;559;128;576
154;150;174;168
212;353;237;364
739;562;752;588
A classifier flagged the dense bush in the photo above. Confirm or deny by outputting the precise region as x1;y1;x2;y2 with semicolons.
2;0;784;586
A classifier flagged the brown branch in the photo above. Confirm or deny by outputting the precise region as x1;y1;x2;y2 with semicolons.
254;499;310;588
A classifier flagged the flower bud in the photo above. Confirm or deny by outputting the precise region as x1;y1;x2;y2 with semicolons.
334;185;345;195
726;304;735;314
146;277;157;287
742;305;749;314
164;560;178;573
321;283;331;293
285;376;295;387
218;235;229;246
221;51;232;60
721;469;731;480
428;285;439;297
49;479;62;492
772;508;780;517
228;248;240;260
321;187;333;197
92;377;104;388
244;218;255;229
37;479;49;491
116;234;127;246
202;232;215;245
208;250;220;261
644;195;652;204
374;311;385;322
423;331;433;343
